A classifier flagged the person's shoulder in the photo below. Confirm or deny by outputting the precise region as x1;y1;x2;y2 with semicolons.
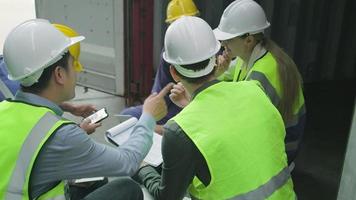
54;123;90;145
162;120;198;158
254;52;277;69
164;120;184;136
163;120;194;145
252;52;279;80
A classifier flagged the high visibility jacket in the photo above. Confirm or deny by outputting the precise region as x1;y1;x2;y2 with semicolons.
173;81;296;200
232;52;305;127
0;100;72;200
220;52;306;160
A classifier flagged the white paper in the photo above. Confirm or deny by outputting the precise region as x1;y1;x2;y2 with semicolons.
107;117;138;138
143;133;163;167
106;117;163;167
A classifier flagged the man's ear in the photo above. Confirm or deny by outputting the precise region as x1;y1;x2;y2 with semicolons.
169;65;181;83
53;66;66;85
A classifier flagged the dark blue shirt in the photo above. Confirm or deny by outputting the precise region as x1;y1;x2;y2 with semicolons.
0;55;20;100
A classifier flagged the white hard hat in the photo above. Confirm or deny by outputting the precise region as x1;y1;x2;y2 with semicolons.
163;16;221;66
213;0;270;41
3;19;85;86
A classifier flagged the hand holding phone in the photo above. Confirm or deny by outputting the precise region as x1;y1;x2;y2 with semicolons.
84;108;109;124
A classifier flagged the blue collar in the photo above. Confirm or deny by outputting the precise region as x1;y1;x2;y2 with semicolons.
14;91;64;116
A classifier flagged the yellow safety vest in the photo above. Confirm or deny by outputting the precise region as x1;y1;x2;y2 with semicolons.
219;52;306;154
0;100;72;200
173;81;296;200
231;53;305;127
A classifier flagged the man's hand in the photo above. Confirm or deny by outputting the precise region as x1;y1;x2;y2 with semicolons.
169;82;191;108
140;161;151;169
80;118;102;135
60;102;97;118
154;125;164;135
215;50;232;77
143;83;174;121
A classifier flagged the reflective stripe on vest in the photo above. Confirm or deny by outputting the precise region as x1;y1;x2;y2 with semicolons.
243;52;306;163
5;112;62;200
247;70;280;107
230;167;290;200
0;78;14;99
243;52;305;129
0;101;70;200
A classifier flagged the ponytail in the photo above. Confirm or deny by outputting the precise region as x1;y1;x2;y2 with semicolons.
257;34;302;123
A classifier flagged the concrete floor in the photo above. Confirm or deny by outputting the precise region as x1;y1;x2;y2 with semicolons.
67;79;355;200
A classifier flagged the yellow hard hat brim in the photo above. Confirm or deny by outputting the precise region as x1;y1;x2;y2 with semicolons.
53;23;84;72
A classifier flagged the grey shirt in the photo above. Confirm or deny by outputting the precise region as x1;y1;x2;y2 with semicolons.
14;91;156;199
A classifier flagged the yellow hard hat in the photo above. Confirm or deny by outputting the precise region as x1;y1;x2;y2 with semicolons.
166;0;200;23
53;24;84;72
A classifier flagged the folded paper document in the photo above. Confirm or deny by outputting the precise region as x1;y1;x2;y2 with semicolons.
106;117;163;167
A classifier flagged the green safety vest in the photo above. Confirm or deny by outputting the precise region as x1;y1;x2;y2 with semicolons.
172;81;296;200
219;53;306;152
0;100;72;200
230;52;305;128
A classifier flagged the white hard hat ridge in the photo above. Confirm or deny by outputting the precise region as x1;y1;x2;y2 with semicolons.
213;0;270;41
3;19;85;86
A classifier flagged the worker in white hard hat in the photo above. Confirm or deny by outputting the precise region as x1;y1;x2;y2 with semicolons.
0;19;172;200
215;0;306;164
120;0;199;134
135;16;296;199
0;24;100;135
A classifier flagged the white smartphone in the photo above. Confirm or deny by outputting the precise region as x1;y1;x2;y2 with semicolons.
84;108;109;124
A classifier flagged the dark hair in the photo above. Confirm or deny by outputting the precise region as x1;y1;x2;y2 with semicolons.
21;52;70;94
174;58;216;84
253;33;302;123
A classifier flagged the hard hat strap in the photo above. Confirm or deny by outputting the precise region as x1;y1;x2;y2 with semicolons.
173;56;216;78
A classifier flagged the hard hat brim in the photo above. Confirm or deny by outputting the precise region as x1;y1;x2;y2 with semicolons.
8;35;85;81
70;36;85;46
213;22;271;41
162;40;221;65
213;28;238;41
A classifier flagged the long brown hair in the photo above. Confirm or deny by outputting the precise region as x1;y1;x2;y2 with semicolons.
254;34;302;123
